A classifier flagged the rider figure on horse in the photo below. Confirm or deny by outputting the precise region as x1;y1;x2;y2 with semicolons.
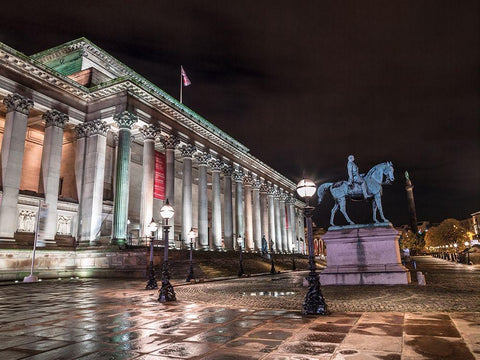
347;155;368;199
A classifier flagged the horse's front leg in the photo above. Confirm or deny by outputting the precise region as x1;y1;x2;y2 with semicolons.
330;203;339;226
372;199;378;223
339;198;355;225
375;193;389;223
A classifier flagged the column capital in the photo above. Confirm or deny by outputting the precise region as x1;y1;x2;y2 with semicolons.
161;135;180;149
74;123;88;139
243;173;255;186
232;168;244;182
209;157;223;171
222;165;234;176
114;111;138;129
286;194;296;205
85;120;109;137
43;110;68;129
3;93;33;115
274;188;284;200
252;179;262;190
180;143;197;159
140;124;159;140
267;185;276;196
260;182;269;194
195;152;211;165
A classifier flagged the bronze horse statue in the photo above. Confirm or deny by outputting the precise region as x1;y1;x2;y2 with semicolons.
317;162;394;226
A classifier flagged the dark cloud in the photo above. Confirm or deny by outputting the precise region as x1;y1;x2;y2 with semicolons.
0;0;478;228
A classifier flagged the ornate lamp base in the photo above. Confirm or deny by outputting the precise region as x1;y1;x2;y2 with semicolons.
145;270;158;290
186;263;195;282
158;262;176;303
238;261;245;277
270;254;276;274
302;272;328;315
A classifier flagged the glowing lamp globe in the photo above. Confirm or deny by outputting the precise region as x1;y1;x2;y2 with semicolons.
188;228;196;240
465;241;470;247
148;219;158;233
296;179;316;198
160;199;175;219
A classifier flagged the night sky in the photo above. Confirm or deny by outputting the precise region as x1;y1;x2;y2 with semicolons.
0;1;478;228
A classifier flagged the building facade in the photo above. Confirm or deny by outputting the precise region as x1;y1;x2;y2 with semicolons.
0;38;305;253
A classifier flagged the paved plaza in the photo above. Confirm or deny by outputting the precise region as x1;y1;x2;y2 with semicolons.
0;256;479;359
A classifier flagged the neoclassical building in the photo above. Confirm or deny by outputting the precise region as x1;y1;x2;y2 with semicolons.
0;38;305;253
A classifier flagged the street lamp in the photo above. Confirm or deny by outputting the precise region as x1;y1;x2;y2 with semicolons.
238;236;245;277
186;228;196;282
296;179;327;315
270;238;277;275
464;241;471;265
145;218;158;290
158;199;176;302
454;243;458;262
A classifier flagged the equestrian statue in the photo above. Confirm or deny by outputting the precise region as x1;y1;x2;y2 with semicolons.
317;156;395;226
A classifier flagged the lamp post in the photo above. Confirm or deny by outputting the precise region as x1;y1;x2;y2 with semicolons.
291;246;296;271
145;218;158;290
270;239;277;274
238;236;245;277
186;228;196;282
454;243;458;262
158;199;176;302
296;179;327;315
465;241;471;265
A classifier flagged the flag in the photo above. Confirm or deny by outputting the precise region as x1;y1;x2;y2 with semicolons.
181;66;191;87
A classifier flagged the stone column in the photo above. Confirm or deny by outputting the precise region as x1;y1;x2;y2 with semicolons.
405;172;418;234
274;188;283;252
297;208;305;253
222;165;234;250
139;125;159;239
267;185;276;251
233;169;244;249
162;135;179;246
80;120;108;245
180;144;196;247
288;196;297;252
244;173;254;251
74;125;87;203
280;191;288;252
0;94;33;239
195;152;210;250
252;178;262;251
285;195;294;252
210;158;223;250
111;111;137;246
260;182;269;242
41;110;68;242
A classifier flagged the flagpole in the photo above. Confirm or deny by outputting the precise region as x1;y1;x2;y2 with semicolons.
180;66;183;104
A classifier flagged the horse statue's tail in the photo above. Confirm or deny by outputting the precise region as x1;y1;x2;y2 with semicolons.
317;183;333;204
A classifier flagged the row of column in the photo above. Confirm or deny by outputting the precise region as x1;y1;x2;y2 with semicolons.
134;131;300;252
0;93;303;252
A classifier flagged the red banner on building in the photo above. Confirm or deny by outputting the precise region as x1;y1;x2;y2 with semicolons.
154;151;166;200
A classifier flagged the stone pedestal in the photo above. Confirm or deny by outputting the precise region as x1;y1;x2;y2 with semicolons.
320;224;410;285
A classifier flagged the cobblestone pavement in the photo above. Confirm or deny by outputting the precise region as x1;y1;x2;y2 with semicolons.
0;256;478;359
175;256;480;312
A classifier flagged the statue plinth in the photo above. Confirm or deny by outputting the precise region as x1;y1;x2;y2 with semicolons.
320;224;410;285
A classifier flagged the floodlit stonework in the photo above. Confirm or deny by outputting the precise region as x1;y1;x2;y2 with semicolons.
0;38;305;259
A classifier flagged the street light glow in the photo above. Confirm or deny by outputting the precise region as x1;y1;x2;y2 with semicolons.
296;179;316;198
